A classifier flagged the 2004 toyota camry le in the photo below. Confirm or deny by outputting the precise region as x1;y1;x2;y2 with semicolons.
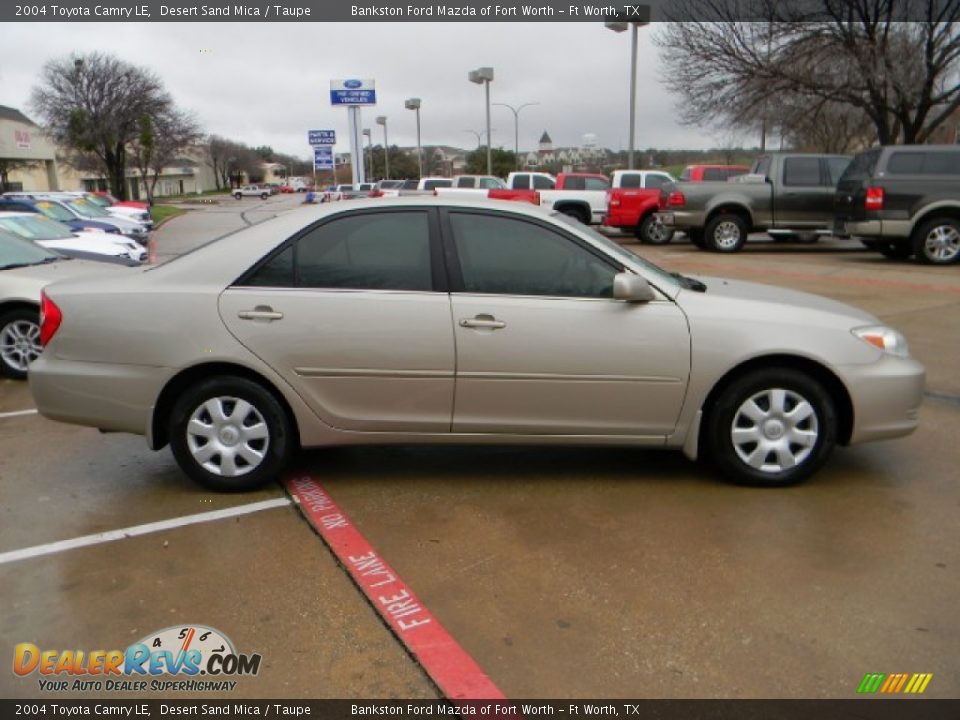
29;198;925;491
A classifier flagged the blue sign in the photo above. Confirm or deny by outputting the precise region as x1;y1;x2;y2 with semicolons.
314;147;334;170
330;78;376;106
309;130;336;146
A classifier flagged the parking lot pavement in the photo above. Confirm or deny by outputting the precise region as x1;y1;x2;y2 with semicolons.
2;204;957;700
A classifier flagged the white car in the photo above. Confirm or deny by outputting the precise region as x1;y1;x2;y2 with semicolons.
3;192;153;236
233;185;270;200
0;212;147;264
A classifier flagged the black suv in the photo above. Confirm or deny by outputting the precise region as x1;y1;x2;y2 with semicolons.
834;145;960;265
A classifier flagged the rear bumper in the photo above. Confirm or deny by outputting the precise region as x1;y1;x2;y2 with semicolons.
656;210;704;229
839;219;912;239
29;355;171;440
839;355;925;445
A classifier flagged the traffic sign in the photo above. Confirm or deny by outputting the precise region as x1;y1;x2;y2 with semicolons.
309;130;336;146
314;146;334;170
330;79;376;106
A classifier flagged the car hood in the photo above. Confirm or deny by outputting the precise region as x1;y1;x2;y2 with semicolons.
683;275;878;325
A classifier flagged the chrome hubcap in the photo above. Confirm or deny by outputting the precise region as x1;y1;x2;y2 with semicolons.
923;225;960;262
0;320;41;373
731;388;819;474
714;220;742;249
186;396;270;477
647;219;668;243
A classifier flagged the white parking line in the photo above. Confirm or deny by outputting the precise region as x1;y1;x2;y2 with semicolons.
0;409;38;419
0;497;292;566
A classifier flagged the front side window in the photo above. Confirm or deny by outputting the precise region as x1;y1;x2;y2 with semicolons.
423;179;452;190
754;157;772;179
532;175;554;189
244;212;433;291
826;157;851;186
449;212;616;299
703;168;724;181
584;177;610;191
887;152;924;175
620;174;642;189
645;174;671;189
563;176;586;190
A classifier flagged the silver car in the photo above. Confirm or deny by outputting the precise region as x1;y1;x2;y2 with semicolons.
29;199;925;490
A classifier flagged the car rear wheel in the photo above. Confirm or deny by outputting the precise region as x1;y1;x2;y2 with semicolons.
169;377;295;492
233;193;242;200
912;217;960;265
705;214;748;252
636;214;674;245
0;308;41;380
705;368;836;487
558;205;589;225
260;193;269;200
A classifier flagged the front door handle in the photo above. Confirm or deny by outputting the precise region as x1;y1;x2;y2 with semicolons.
459;314;506;330
238;306;284;321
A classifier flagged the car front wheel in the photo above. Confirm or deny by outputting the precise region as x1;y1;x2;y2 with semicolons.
169;376;295;492
705;368;836;487
233;193;242;200
912;217;960;265
0;308;41;380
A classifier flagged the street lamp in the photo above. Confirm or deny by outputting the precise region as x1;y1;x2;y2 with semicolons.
362;129;372;180
605;9;650;170
468;67;494;175
405;97;423;178
493;101;539;171
375;116;389;179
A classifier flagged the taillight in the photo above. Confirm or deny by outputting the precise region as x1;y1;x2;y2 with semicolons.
667;191;686;207
607;191;620;208
865;186;884;210
39;291;62;347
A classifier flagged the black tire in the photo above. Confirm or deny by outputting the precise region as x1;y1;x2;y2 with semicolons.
0;308;40;380
704;368;836;487
704;213;748;252
260;193;269;200
859;238;880;250
233;193;242;200
169;376;295;492
558;205;590;225
687;229;707;249
878;241;913;260
911;217;960;265
636;214;674;245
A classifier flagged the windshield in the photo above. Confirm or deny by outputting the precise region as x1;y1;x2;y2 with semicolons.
0;214;74;241
66;198;111;218
0;230;63;269
551;213;680;292
83;194;111;208
33;201;76;223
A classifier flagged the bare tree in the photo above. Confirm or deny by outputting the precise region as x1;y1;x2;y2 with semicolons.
129;108;203;204
30;52;173;199
656;0;960;147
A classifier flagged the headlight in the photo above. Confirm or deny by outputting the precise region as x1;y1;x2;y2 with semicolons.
852;325;910;358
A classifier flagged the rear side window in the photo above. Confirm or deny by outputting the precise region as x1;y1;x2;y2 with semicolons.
703;168;724;181
839;148;882;184
619;174;642;188
423;179;451;190
479;178;500;189
584;177;609;191
511;174;529;189
645;174;671;189
562;176;586;190
783;157;821;186
243;211;433;291
754;157;772;179
887;151;960;175
826;157;851;186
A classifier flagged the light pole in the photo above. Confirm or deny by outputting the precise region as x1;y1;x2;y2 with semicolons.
464;130;482;149
493;101;538;171
362;129;372;180
605;10;650;170
376;116;389;179
405;97;423;178
468;67;494;175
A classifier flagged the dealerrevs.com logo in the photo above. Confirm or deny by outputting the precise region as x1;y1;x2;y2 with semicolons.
13;625;262;692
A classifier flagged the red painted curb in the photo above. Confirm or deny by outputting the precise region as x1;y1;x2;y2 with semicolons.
285;475;507;701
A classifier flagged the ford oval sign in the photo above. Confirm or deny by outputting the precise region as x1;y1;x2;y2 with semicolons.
344;79;363;89
330;78;377;106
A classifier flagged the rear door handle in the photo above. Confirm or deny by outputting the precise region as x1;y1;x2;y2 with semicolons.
238;307;283;321
459;315;506;330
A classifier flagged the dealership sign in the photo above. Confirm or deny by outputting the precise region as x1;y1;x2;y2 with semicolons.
313;147;334;170
309;130;336;146
330;79;376;106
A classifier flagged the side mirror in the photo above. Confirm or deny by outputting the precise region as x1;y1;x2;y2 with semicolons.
613;273;655;303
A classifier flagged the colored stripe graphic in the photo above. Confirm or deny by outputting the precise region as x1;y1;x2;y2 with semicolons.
857;672;933;694
285;475;506;701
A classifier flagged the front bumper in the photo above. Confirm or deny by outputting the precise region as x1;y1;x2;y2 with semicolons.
840;354;925;445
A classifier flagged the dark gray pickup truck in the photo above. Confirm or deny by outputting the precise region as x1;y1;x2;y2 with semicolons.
657;153;851;252
834;145;960;265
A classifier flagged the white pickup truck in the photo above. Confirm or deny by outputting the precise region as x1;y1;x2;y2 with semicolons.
233;185;270;200
506;171;609;225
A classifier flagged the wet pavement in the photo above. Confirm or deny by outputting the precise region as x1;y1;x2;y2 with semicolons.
1;197;957;700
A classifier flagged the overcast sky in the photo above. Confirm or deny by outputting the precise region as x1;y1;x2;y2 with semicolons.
0;22;738;160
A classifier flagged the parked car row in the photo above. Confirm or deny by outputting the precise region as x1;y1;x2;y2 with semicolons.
0;193;151;243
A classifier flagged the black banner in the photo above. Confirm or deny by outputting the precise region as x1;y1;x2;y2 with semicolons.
2;700;960;719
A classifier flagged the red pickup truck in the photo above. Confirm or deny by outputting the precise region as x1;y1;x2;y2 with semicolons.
603;188;673;244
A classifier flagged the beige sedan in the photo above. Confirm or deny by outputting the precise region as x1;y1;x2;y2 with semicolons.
29;199;925;490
